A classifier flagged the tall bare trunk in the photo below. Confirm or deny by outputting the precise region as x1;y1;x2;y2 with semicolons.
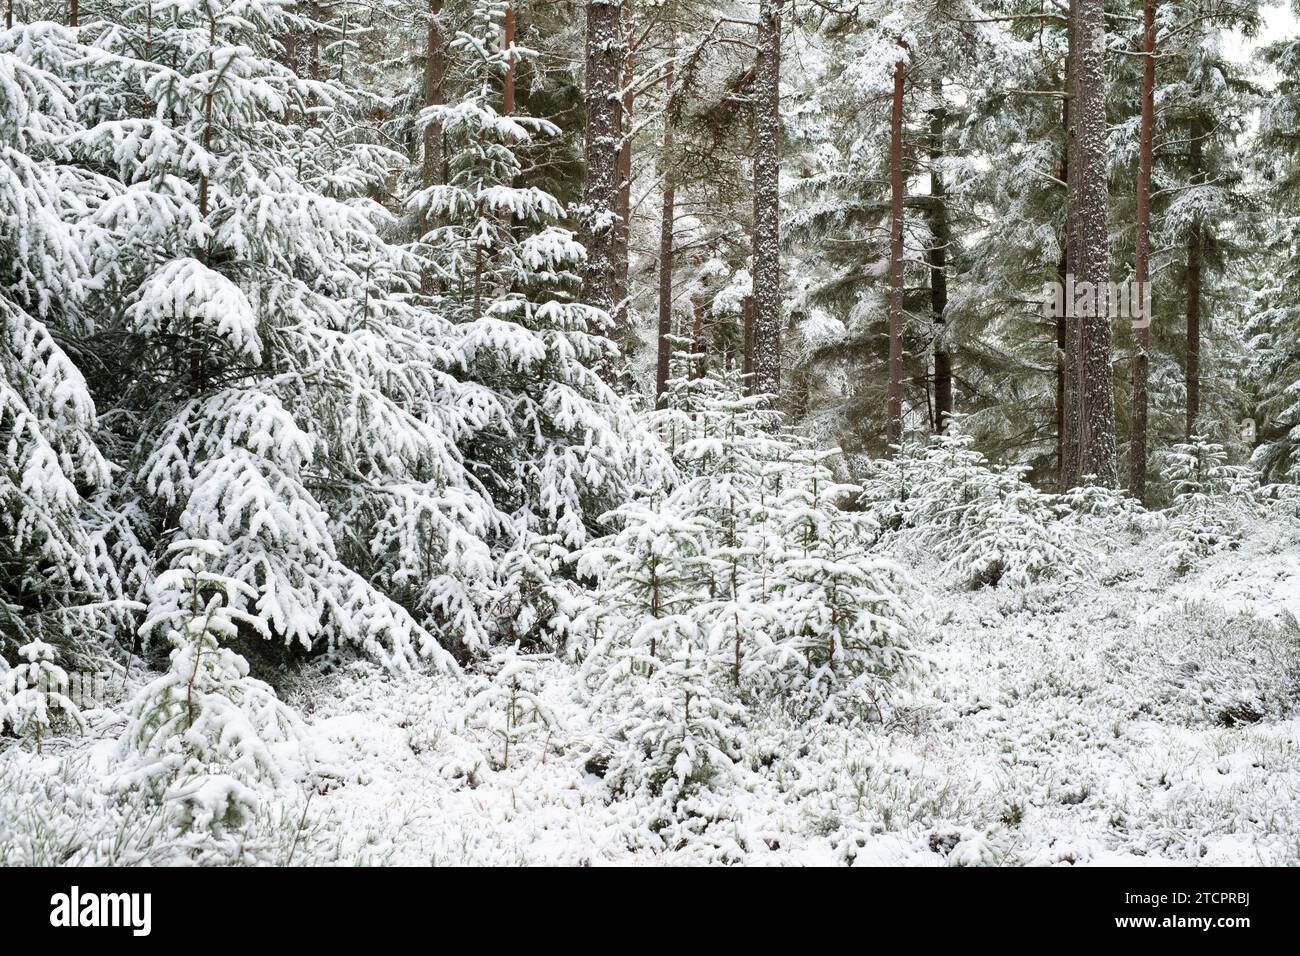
742;295;755;389
655;13;677;407
614;0;633;331
69;0;78;26
1062;31;1080;489
751;0;783;401
503;4;516;116
1186;115;1204;439
691;299;705;379
1056;245;1068;485
927;77;951;433
1072;0;1116;485
582;0;626;321
886;46;905;451
1130;0;1155;501
422;0;445;193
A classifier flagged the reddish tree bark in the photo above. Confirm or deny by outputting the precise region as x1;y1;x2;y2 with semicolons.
654;13;677;407
422;0;446;192
503;4;516;116
614;0;633;330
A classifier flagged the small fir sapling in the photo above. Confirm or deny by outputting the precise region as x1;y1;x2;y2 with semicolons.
1161;437;1260;573
762;447;916;720
115;540;308;834
859;427;1084;588
1;639;85;751
462;643;556;769
576;496;742;803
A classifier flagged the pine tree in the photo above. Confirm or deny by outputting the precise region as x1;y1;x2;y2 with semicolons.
1;637;84;751
1244;14;1300;480
416;1;668;566
67;0;513;663
462;642;555;769
0;22;124;651
761;446;915;719
1160;436;1258;572
115;540;308;833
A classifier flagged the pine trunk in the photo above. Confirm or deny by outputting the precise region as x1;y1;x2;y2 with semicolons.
1129;0;1155;501
654;17;677;407
886;47;905;450
582;0;626;320
1186;115;1204;440
927;77;951;433
751;0;783;401
1072;0;1117;485
422;0;445;193
614;0;633;330
503;5;515;115
1060;27;1081;494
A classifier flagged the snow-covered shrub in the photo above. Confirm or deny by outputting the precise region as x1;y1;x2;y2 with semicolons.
1;639;84;751
461;644;556;769
1160;438;1260;574
576;374;919;815
491;535;578;651
114;541;308;835
655;359;785;683
761;448;916;720
1057;482;1149;532
575;500;714;659
859;428;1084;588
1164;437;1257;501
1106;602;1300;728
575;495;744;806
584;618;743;811
948;483;1079;589
857;426;1021;543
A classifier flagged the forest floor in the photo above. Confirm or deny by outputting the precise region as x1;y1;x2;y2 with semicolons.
3;513;1300;866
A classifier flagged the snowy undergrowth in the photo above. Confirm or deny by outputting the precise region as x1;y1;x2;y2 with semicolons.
4;497;1299;866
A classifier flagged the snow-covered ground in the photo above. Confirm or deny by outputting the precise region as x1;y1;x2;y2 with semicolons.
4;508;1297;867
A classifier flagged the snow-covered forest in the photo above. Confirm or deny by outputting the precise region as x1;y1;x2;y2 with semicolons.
2;0;1300;867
